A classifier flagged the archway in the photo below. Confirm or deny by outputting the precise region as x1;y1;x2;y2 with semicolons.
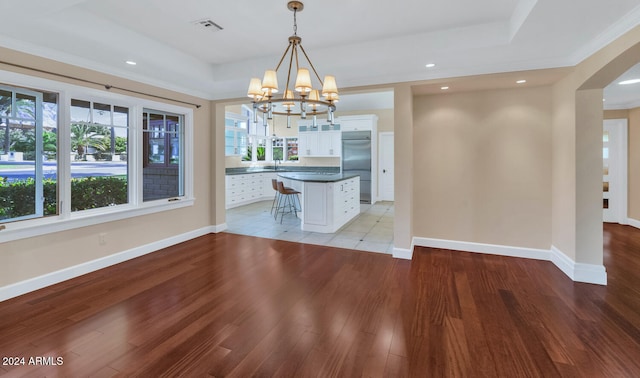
551;26;640;284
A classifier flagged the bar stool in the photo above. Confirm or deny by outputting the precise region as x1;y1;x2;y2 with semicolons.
270;179;280;216
271;179;296;218
275;181;301;223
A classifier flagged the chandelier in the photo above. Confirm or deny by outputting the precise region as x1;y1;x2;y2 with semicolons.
247;1;339;128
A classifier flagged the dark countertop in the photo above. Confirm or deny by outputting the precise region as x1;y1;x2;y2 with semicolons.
277;172;359;183
226;166;340;176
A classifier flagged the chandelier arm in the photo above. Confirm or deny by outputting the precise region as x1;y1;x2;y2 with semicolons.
285;43;296;93
294;42;300;78
275;41;293;72
298;44;324;85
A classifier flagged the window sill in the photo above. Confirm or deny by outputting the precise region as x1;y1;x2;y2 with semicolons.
0;197;195;244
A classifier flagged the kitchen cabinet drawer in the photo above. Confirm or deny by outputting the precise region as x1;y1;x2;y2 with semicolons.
225;172;279;209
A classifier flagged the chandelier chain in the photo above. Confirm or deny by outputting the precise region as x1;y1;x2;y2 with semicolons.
293;7;298;36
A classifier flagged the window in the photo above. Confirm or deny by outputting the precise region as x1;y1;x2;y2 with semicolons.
70;99;129;211
143;110;184;201
0;85;58;223
0;71;194;243
286;138;298;161
268;137;298;162
225;113;248;157
272;138;284;161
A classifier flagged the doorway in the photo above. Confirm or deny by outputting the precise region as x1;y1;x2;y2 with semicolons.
378;132;394;201
603;119;628;224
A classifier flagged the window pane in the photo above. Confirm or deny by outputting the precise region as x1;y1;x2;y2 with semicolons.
238;133;247;157
225;129;236;155
113;106;128;127
71;100;128;212
287;138;298;161
257;138;266;161
148;133;165;164
143;109;183;202
0;123;37;221
92;102;111;125
0;89;10;116
272;138;283;161
70;99;91;123
16;93;36;121
243;139;252;161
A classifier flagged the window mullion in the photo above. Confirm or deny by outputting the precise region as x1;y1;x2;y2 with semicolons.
132;106;142;206
58;92;72;217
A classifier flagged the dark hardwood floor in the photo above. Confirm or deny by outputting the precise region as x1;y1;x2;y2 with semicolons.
1;224;639;377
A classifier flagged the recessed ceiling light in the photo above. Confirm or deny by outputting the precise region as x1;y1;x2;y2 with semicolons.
125;60;137;66
619;78;640;85
425;63;436;68
440;86;449;90
516;80;527;84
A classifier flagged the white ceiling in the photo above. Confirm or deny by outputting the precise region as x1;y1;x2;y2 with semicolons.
0;0;639;109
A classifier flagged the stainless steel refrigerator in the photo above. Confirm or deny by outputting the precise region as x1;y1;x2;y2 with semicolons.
342;130;372;203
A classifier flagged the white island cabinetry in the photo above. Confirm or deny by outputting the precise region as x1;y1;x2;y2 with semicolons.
279;173;360;233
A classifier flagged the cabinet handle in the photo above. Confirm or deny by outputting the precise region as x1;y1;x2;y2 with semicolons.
383;169;386;173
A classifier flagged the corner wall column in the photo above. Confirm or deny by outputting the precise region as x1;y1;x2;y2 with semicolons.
392;84;414;259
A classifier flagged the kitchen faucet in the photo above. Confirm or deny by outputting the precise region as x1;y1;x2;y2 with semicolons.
274;159;280;171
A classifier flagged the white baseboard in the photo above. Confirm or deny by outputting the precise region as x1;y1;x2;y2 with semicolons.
551;246;607;285
0;226;217;302
392;247;413;260
413;237;550;261
410;237;606;286
627;218;640;230
213;223;228;233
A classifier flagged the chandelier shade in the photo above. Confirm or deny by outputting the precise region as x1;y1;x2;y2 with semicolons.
295;68;312;93
247;1;339;126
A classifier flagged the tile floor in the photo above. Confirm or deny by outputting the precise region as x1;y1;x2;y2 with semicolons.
225;200;395;254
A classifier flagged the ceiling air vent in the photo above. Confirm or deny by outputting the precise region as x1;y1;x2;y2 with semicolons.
192;19;223;32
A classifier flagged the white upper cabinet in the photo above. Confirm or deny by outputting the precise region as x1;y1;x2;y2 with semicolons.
337;114;378;131
298;123;341;157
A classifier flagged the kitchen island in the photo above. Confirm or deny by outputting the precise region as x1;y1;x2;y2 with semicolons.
278;172;360;233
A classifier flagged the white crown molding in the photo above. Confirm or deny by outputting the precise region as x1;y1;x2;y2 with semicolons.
0;226;218;302
570;3;640;66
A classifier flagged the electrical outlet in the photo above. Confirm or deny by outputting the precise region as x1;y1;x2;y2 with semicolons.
98;233;107;245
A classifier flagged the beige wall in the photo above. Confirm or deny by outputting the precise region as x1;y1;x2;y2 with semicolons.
412;86;552;249
0;48;213;288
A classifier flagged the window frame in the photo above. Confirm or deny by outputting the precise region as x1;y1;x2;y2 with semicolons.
0;70;195;244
